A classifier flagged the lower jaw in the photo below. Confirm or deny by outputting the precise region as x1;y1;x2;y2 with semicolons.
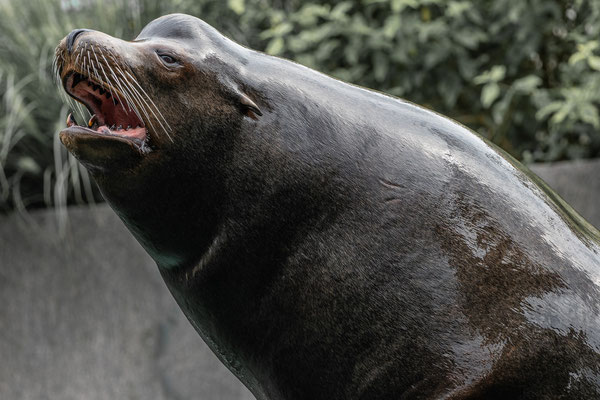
66;112;147;143
60;125;151;160
92;124;147;141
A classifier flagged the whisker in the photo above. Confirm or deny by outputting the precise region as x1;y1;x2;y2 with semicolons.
90;46;105;87
97;54;144;120
95;59;117;105
87;50;101;84
94;53;131;115
105;67;147;125
122;70;172;140
105;53;158;126
122;70;172;130
112;68;160;137
118;67;171;140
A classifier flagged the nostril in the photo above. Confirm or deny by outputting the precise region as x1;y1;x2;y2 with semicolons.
66;28;92;54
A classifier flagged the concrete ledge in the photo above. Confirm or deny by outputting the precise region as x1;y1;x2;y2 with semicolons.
530;159;600;229
0;206;254;400
1;159;598;399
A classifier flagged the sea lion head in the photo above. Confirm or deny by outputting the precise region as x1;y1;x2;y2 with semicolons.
55;13;262;173
54;14;264;267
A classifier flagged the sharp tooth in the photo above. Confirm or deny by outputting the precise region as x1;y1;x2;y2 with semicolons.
88;114;97;128
66;112;77;127
117;125;122;130
111;125;116;130
126;125;131;130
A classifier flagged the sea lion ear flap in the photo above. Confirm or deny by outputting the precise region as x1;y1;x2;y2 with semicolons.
239;93;262;120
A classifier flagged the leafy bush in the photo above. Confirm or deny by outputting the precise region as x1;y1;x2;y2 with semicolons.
0;0;598;212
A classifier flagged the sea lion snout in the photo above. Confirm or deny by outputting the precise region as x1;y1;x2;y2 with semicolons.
65;28;93;54
55;15;269;173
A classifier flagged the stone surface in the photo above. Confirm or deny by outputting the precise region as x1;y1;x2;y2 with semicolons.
530;159;600;229
0;159;598;399
0;206;254;400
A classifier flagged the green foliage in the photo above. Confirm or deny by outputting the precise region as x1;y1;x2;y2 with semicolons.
239;0;600;162
0;0;598;212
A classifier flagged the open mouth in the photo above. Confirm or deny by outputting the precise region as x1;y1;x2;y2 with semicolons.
63;71;147;144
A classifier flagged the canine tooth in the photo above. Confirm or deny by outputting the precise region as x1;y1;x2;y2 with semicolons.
88;114;97;127
126;125;131;130
117;125;123;130
111;125;116;130
66;112;77;127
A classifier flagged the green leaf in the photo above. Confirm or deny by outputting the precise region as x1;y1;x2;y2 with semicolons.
578;103;600;128
447;1;471;18
474;65;506;85
512;75;542;93
550;103;573;125
391;0;419;13
331;2;353;20
383;15;402;39
481;83;500;108
569;41;599;65
536;101;564;121
266;37;284;55
588;56;600;71
227;0;245;15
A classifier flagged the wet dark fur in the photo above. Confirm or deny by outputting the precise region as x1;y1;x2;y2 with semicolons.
57;14;600;399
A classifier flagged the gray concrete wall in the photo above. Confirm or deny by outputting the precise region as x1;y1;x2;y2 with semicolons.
530;159;600;228
0;207;254;400
0;159;598;399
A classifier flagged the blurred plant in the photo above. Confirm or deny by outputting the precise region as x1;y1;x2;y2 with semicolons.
0;0;247;213
0;0;598;213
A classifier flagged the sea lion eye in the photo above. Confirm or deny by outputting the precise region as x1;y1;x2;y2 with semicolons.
157;52;178;66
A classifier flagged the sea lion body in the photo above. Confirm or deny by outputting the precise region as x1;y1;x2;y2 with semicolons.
56;14;600;399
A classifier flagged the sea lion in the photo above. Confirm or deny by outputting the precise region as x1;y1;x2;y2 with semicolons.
55;13;600;399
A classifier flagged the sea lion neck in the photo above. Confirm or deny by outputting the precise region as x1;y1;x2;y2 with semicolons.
92;158;224;270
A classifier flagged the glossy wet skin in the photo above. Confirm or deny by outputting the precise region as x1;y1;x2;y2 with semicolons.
56;14;600;399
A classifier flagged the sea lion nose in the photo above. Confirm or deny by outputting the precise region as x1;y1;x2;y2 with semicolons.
66;28;92;54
